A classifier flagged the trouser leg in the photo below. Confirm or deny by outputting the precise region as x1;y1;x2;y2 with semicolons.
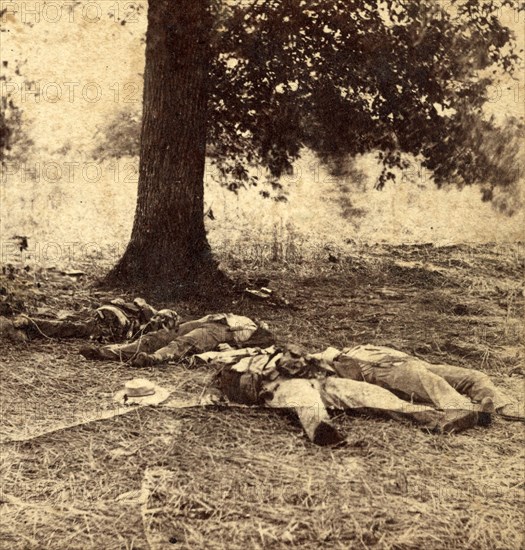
23;318;95;339
264;379;345;446
322;377;444;427
151;322;235;363
360;358;474;410
98;328;179;360
424;363;513;410
321;378;478;433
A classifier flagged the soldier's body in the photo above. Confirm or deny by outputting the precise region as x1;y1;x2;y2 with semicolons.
79;312;522;444
7;305;521;445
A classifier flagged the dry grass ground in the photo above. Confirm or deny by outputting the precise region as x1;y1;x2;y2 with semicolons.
1;242;524;549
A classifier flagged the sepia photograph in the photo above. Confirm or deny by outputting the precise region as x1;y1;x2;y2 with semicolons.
1;1;524;548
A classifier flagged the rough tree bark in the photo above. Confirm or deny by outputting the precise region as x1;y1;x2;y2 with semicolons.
105;0;220;297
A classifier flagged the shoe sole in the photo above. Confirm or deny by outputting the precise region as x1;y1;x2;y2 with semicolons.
313;421;346;446
439;411;479;434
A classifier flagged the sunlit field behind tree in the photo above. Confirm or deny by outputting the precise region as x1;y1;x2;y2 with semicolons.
1;1;524;267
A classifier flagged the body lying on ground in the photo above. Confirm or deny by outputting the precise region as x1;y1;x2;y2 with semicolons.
77;311;523;445
80;312;273;363
2;298;179;342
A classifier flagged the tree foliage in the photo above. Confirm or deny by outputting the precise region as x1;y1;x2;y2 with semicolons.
96;0;524;195
92;108;142;161
209;0;523;190
0;62;16;166
0;49;32;167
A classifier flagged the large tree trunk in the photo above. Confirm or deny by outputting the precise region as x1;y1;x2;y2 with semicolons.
105;0;219;297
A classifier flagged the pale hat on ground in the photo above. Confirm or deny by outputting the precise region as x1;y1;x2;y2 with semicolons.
114;378;171;406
